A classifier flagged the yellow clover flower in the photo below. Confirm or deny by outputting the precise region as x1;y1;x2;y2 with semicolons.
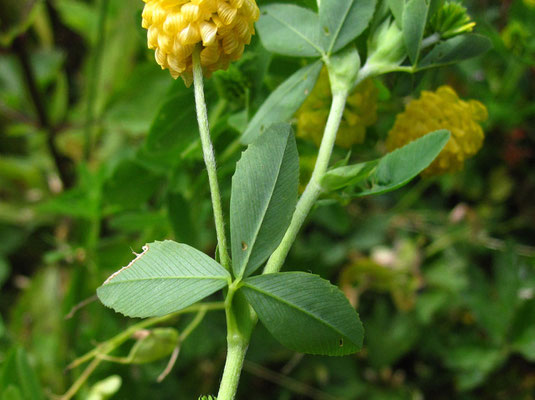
386;86;488;176
297;68;378;148
142;0;259;85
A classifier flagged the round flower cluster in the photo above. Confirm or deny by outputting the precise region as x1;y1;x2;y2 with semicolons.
386;86;488;176
297;68;378;148
142;0;259;85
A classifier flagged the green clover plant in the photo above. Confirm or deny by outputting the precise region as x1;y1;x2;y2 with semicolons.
63;1;491;399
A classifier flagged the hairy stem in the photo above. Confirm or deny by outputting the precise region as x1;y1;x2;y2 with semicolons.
263;88;349;274
192;47;231;271
217;284;251;400
217;337;248;400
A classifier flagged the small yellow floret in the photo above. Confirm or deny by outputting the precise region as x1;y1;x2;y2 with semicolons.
297;68;378;148
386;86;488;176
142;0;259;85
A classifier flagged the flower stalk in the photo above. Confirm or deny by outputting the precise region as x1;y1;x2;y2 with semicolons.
264;86;350;274
192;46;231;271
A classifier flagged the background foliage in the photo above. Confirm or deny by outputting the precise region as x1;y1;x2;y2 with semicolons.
1;0;534;399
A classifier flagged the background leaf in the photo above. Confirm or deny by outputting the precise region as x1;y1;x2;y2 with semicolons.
387;0;405;28
241;272;364;356
231;124;299;278
403;0;429;64
419;34;493;69
0;347;44;400
2;386;24;400
321;160;379;192
256;4;324;57
145;84;197;153
319;0;377;54
126;328;179;364
97;240;229;318
349;130;450;197
241;61;322;144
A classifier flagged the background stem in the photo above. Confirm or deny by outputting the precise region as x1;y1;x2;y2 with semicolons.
12;35;73;187
83;0;109;161
192;47;231;271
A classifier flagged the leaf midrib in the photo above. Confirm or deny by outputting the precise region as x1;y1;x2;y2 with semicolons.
325;0;353;55
267;8;324;56
103;276;229;287
243;282;355;345
238;136;291;277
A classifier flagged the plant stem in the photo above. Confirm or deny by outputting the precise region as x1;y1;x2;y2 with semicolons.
67;302;224;370
216;281;255;400
59;358;102;400
12;35;73;187
217;336;248;400
264;88;349;274
192;47;231;272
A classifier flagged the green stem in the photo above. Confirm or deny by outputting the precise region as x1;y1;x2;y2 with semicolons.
217;336;248;400
59;358;102;400
67;302;224;370
263;88;349;274
179;307;207;342
192;47;231;272
217;283;250;400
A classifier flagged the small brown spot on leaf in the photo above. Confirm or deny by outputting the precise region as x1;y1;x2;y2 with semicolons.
241;242;248;251
339;338;344;347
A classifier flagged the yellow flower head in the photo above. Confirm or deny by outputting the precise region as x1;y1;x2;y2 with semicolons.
297;68;378;148
386;86;488;176
142;0;259;85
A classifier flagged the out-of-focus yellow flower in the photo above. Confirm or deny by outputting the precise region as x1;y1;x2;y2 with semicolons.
386;86;488;176
297;68;378;148
142;0;259;85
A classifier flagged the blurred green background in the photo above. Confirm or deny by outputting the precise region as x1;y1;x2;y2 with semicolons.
1;0;534;399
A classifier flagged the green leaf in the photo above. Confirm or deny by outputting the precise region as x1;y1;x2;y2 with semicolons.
0;347;44;400
348;130;450;197
54;0;98;42
241;272;363;356
87;376;122;400
0;0;41;47
256;4;324;57
403;0;429;64
103;157;164;209
127;328;179;364
241;62;322;144
428;0;444;18
145;84;197;153
321;160;379;192
167;192;198;247
97;240;230;318
319;0;377;54
2;386;24;400
511;300;535;361
231;124;299;278
419;34;492;69
387;0;405;28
